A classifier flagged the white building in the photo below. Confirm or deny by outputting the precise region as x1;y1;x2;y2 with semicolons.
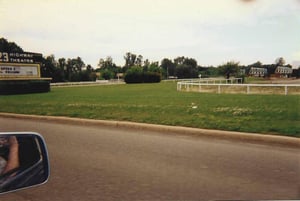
249;67;268;77
275;66;293;78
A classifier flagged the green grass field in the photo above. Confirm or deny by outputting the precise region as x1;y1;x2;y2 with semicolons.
0;82;299;137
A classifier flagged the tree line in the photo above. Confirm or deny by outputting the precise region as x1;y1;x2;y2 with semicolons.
1;37;299;83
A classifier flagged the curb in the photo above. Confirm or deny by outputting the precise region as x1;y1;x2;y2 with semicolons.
0;112;299;149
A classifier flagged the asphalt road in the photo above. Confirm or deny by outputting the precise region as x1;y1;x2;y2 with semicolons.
0;117;299;200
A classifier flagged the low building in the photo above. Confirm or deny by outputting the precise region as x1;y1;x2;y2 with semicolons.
248;67;268;77
275;66;293;78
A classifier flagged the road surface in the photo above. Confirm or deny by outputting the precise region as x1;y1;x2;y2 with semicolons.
0;117;299;200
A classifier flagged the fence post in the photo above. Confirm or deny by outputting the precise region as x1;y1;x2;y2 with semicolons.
247;85;250;94
285;86;288;95
218;85;221;94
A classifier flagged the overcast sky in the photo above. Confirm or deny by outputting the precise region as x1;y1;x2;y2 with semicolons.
1;0;300;67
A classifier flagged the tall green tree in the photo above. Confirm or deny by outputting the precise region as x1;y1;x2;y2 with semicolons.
98;56;121;79
136;55;143;67
123;52;144;67
275;57;285;66
58;58;66;80
0;38;23;52
183;58;197;69
124;52;137;68
73;56;85;72
174;56;185;65
143;59;150;68
161;58;176;78
98;56;116;69
218;61;240;79
148;62;161;73
41;55;64;82
264;64;277;75
249;61;262;68
175;64;198;79
173;56;198;79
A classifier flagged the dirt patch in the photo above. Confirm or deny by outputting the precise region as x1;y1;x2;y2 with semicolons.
267;78;300;84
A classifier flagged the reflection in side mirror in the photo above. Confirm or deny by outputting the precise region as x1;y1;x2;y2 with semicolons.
0;132;50;194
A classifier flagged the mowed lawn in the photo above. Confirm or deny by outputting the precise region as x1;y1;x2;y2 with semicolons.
0;82;299;137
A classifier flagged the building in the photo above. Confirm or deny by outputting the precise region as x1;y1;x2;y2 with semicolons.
248;67;268;77
275;66;293;78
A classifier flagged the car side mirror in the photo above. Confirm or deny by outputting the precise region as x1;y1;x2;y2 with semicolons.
0;132;50;194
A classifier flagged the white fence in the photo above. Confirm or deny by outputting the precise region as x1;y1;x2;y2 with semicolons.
177;79;300;95
51;80;124;87
164;78;243;83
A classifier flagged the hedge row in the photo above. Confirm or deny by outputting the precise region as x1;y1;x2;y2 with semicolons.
124;72;161;84
0;80;51;95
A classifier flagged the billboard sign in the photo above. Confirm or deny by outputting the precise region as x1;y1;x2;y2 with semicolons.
0;63;40;78
0;51;43;64
0;51;43;79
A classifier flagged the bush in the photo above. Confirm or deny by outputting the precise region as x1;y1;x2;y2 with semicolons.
124;67;161;83
100;69;114;80
124;66;143;83
143;72;161;83
124;72;143;83
0;80;51;95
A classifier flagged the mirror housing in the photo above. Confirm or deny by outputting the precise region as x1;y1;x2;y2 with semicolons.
0;132;49;194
